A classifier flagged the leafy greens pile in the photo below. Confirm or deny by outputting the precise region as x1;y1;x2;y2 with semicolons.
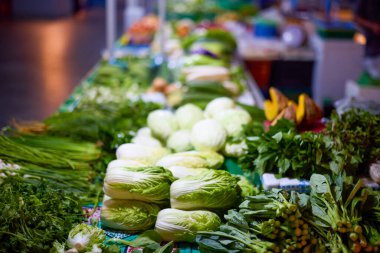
325;109;380;175
0;51;160;253
0;175;83;253
0;134;101;202
9;99;161;198
239;109;380;179
45;99;161;152
196;173;380;253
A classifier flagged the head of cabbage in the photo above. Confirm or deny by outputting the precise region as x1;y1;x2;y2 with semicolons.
214;108;251;137
175;103;204;130
147;109;178;141
165;166;210;179
103;166;175;204
116;143;170;166
191;119;227;152
155;208;221;242
66;223;105;253
131;135;162;148
101;198;160;232
223;140;248;158
204;97;235;118
156;150;224;170
167;130;193;152
235;175;258;198
170;170;240;211
107;159;146;171
135;127;152;137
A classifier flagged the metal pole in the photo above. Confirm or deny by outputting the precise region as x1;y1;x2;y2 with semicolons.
106;0;116;62
158;0;166;60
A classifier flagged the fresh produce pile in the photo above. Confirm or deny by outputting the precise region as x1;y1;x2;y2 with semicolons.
99;97;258;240
264;87;322;128
0;16;379;253
149;27;250;109
0;175;83;253
121;15;159;45
0;54;159;252
197;173;380;253
239;107;380;180
167;0;257;22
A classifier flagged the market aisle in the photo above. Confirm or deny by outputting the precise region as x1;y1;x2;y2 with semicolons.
0;7;122;127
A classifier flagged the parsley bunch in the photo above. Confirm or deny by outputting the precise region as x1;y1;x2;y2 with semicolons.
0;175;83;253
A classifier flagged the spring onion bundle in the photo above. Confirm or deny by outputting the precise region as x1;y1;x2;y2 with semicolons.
0;135;100;170
0;135;102;202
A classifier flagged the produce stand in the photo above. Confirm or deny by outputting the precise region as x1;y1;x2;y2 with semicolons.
35;13;266;252
1;4;380;253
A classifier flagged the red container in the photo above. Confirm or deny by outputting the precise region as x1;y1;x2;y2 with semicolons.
244;60;272;89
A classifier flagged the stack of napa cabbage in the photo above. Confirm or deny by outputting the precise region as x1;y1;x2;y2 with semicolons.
101;98;256;242
101;144;174;232
146;101;251;242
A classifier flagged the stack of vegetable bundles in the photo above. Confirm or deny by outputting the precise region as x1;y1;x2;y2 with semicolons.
100;97;256;242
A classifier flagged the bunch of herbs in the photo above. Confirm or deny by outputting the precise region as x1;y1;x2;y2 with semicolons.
0;175;83;253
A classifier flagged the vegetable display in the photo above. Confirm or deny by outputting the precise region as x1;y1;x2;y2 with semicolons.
1;14;379;253
196;174;380;253
240;108;380;179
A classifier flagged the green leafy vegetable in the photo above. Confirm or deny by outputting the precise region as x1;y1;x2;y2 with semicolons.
326;109;380;175
103;166;174;204
197;174;380;253
240;109;380;178
0;175;83;253
155;208;221;242
100;198;160;232
108;230;179;253
0;135;101;202
67;223;106;252
50;223;120;253
170;170;240;211
46;99;161;151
